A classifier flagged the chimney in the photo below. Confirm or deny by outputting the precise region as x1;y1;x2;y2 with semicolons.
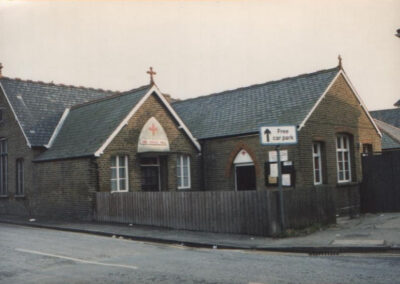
0;63;3;78
163;93;178;103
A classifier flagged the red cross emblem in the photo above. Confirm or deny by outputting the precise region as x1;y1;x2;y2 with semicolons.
149;123;158;136
241;150;246;155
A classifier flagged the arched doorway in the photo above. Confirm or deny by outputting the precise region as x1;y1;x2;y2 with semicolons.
138;117;170;191
234;149;256;191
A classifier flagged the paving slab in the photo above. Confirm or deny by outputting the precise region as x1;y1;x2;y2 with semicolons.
331;239;386;246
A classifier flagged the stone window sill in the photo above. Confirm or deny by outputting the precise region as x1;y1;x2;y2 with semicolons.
0;195;9;199
14;195;26;199
313;184;329;188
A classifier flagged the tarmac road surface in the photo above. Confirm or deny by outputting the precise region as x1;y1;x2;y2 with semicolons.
1;223;399;284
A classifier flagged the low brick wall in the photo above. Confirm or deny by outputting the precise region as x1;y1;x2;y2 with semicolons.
281;186;336;229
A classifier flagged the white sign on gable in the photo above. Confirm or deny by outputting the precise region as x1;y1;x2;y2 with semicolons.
260;125;298;145
138;117;170;153
233;149;254;164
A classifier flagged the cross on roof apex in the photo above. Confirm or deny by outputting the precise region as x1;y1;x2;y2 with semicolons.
146;67;157;84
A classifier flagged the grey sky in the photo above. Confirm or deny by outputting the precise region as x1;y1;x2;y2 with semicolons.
0;0;399;110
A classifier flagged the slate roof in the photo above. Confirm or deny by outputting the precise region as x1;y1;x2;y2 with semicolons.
0;77;116;146
34;85;151;162
370;108;400;129
172;67;340;140
381;133;400;150
374;119;400;150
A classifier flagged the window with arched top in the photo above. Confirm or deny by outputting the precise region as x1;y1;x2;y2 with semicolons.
233;149;256;191
336;134;352;183
312;142;324;185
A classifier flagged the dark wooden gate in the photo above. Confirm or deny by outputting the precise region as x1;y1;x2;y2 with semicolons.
360;151;400;212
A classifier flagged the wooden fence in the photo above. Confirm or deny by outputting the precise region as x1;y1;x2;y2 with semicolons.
361;151;400;213
95;188;336;236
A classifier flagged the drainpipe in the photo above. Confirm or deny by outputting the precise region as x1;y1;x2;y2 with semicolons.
200;140;205;191
91;157;100;221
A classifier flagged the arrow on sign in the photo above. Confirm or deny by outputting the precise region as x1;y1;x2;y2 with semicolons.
264;128;271;142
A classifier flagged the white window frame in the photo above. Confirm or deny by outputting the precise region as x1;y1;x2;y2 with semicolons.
110;155;129;192
336;135;352;183
16;158;24;196
312;142;323;185
177;154;191;189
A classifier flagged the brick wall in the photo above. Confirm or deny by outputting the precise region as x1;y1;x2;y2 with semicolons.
0;73;381;220
0;89;201;220
299;74;381;187
300;74;381;212
0;87;43;216
32;157;97;220
201;74;381;213
97;92;201;193
202;134;297;191
0;87;97;220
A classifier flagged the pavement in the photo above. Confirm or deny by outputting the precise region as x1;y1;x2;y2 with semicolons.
0;212;399;253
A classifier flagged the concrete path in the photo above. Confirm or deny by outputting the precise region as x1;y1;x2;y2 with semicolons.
0;213;399;253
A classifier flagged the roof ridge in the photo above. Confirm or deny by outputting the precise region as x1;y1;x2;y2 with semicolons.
172;66;340;105
375;119;400;143
70;84;152;110
0;76;119;94
375;118;400;130
370;107;400;113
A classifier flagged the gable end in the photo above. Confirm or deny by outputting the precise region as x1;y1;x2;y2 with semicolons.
0;81;31;147
94;85;201;157
299;70;381;137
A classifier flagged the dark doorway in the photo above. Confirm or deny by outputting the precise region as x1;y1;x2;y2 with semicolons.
140;157;160;191
235;165;256;191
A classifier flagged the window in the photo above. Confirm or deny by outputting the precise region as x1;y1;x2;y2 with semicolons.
0;139;7;196
111;155;129;192
336;135;352;183
312;142;323;185
177;155;191;189
0;109;3;122
16;159;24;196
362;144;373;156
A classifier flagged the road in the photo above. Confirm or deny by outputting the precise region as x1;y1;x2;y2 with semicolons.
0;223;399;284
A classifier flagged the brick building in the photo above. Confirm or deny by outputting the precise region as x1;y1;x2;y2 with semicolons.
0;63;381;219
